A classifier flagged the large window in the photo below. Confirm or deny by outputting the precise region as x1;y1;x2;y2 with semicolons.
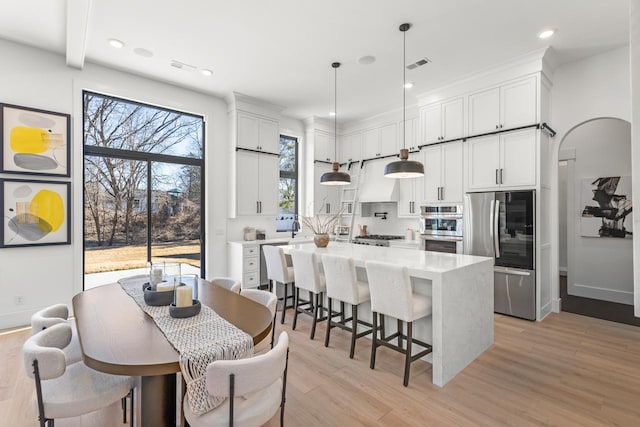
83;91;204;288
276;135;298;232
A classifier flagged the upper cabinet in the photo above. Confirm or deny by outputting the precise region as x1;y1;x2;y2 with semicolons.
397;151;425;217
467;128;536;191
468;76;537;135
420;97;464;145
314;130;334;162
402;117;419;151
235;150;279;216
362;123;397;159
422;142;463;203
340;132;363;164
237;111;279;153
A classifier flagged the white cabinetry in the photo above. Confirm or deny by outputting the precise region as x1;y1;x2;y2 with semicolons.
314;130;335;162
420;98;464;145
313;163;341;215
362;123;397;159
228;243;260;289
237;111;279;153
468;76;537;135
340;132;363;163
467;128;536;191
402;117;419;151
397;151;425;217
236;150;279;216
423;142;463;203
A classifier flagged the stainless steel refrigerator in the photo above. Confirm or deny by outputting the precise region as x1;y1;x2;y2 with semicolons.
464;190;536;320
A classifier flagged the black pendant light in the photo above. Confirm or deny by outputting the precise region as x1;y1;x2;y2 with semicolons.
384;23;424;179
320;62;351;186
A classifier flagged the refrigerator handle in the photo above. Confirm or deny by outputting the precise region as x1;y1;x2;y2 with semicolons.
494;200;501;258
489;199;495;252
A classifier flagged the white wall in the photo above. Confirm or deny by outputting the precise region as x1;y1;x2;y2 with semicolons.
561;119;633;304
0;39;230;329
558;162;568;273
631;0;640;316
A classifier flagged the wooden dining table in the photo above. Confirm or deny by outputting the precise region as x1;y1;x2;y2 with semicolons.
72;282;273;427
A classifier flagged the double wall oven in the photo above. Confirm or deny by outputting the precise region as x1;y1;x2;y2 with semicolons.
419;205;464;254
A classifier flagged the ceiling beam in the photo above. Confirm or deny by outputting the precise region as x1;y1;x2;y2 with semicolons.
66;0;92;69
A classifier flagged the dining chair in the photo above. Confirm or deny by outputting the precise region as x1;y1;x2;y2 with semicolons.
290;249;327;340
183;331;290;427
31;304;82;364
210;277;242;293
22;323;137;427
262;245;296;324
365;260;433;387
240;288;278;349
199;277;241;308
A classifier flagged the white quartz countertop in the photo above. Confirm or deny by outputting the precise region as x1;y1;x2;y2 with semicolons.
282;242;493;280
229;236;314;245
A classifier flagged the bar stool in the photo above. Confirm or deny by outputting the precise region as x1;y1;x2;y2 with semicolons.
321;254;375;359
365;260;433;387
290;249;327;340
262;245;296;324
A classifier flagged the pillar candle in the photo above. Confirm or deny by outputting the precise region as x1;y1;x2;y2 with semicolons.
176;286;193;307
151;269;163;285
156;282;174;292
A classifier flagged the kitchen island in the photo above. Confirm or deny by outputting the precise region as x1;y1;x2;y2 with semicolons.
283;242;494;387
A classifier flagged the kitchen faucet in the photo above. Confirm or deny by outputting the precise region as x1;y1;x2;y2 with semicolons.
291;216;301;238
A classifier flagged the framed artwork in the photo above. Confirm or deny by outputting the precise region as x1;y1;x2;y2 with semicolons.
1;178;71;247
580;176;633;238
0;103;70;177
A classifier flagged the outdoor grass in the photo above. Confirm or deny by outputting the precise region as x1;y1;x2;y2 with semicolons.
84;240;201;274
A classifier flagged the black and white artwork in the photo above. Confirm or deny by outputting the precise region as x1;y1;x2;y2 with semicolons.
581;176;633;238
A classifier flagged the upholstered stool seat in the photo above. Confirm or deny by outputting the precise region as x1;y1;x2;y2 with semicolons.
290;249;327;340
262;245;296;324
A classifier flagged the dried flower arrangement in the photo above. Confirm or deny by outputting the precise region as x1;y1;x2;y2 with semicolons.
300;210;342;235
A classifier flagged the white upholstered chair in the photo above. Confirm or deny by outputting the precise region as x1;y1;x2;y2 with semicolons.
22;323;136;427
183;331;290;427
241;289;278;349
365;260;433;387
321;254;374;358
290;249;326;340
262;245;295;324
210;277;242;293
31;304;83;365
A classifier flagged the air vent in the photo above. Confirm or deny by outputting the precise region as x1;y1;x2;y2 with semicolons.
406;57;431;70
170;60;196;72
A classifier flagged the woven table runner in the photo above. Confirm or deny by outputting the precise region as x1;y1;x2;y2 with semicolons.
118;276;254;416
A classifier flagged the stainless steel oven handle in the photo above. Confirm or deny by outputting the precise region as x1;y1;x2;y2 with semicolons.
494;200;501;258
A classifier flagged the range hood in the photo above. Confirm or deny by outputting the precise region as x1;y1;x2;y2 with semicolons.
358;158;398;203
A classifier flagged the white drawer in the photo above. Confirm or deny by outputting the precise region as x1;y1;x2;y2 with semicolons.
243;256;259;272
243;272;259;288
244;245;259;257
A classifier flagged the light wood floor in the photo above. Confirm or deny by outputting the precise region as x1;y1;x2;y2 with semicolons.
3;310;640;426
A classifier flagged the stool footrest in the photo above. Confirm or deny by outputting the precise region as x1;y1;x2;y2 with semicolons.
374;333;432;358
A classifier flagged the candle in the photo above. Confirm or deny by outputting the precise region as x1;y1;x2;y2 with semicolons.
176;286;193;307
151;269;163;285
156;282;174;292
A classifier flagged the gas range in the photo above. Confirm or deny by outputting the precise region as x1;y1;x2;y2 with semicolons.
353;235;404;247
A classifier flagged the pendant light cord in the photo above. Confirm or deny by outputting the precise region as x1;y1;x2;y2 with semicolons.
403;27;406;150
334;63;338;161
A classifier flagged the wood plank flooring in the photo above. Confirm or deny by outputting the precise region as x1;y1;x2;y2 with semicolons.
2;310;640;426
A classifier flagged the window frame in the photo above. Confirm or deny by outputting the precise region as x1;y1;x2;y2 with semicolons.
278;135;298;230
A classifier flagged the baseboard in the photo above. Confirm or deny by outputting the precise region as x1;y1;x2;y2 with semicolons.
0;308;34;331
568;283;634;305
552;298;561;313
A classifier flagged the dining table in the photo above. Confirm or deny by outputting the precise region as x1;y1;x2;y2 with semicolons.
72;281;273;427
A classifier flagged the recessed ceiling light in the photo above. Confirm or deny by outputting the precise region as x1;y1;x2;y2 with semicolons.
329;112;336;116
108;39;124;49
538;29;555;39
200;69;213;77
404;82;414;89
133;47;153;58
357;55;376;65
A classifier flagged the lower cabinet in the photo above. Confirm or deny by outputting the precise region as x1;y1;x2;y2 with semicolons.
228;243;260;289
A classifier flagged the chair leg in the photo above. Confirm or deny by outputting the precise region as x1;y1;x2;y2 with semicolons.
271;309;277;349
281;282;288;324
310;292;320;340
129;388;135;427
349;304;358;359
292;287;300;330
269;279;273;293
380;314;386;340
403;321;413;387
324;297;333;347
340;301;346;323
370;312;378;369
397;319;403;349
122;396;126;423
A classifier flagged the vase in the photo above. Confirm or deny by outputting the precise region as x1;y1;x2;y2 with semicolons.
314;234;330;248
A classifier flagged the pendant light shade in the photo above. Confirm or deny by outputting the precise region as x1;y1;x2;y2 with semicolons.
320;62;351;186
384;23;424;179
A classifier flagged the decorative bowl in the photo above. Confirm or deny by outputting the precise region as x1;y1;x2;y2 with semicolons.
143;285;175;306
314;234;330;248
169;300;201;318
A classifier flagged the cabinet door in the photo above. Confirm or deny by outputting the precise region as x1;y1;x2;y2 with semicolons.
236;150;260;215
348;132;363;162
363;128;379;159
500;129;536;187
422;145;442;203
397;151;423;217
441;141;463;203
313;164;328;215
237;113;260;150
420;104;442;145
379;123;397;157
259;118;279;153
404;117;418;151
257;154;279;216
314;131;333;162
501;77;537;130
469;87;500;135
467;135;501;191
442;98;464;141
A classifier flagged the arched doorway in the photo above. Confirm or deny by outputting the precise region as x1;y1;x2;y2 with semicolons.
556;117;637;325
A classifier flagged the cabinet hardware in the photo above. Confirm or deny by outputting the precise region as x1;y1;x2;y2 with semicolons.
326;203;330;214
499;124;503;129
495;169;499;185
499;169;503;184
259;201;262;213
256;201;260;213
495;125;499;130
441;187;445;201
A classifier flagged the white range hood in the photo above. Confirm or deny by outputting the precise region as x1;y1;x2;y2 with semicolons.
358;158;398;203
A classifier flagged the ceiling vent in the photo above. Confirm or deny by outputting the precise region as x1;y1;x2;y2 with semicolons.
406;57;431;70
170;60;196;72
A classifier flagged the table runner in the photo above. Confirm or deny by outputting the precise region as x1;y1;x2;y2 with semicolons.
118;276;253;416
